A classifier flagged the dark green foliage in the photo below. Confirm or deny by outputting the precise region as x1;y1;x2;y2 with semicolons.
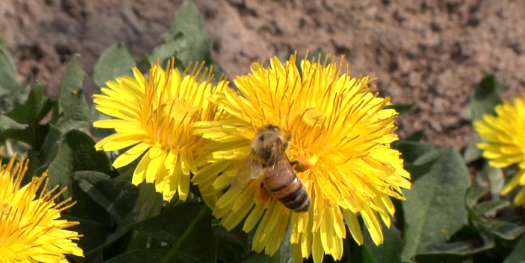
73;171;138;224
46;130;113;200
143;0;220;76
214;226;249;263
55;55;92;131
93;44;136;88
0;31;30;111
132;202;217;263
402;148;472;261
464;74;508;163
504;236;525;263
4;83;53;126
363;223;404;263
104;249;169;263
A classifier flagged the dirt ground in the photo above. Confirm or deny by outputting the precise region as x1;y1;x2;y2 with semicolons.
1;0;524;151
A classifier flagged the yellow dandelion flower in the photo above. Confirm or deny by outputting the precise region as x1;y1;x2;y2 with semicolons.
0;154;83;262
93;59;227;202
194;52;411;262
474;93;525;205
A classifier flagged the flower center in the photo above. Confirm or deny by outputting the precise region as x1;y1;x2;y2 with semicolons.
302;108;324;126
162;99;198;123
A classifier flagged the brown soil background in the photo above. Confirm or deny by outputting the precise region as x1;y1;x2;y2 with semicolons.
1;0;524;151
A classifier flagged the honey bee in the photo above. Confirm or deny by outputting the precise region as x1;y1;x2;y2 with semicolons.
230;124;310;212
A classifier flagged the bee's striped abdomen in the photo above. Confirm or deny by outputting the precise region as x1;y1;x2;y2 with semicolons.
264;168;310;212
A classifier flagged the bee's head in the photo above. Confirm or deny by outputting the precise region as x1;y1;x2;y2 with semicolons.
252;124;289;152
259;124;281;133
253;130;279;149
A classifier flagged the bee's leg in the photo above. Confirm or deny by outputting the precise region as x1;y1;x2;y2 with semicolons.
290;160;305;172
257;182;272;202
290;156;314;172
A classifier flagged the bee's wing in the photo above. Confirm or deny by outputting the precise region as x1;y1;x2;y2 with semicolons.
230;151;264;191
267;139;293;173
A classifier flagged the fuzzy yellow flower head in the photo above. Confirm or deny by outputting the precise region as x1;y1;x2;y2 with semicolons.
93;59;226;201
194;52;411;263
0;155;83;262
475;93;525;205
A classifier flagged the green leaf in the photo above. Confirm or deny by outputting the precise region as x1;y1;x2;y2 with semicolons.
133;182;164;221
84;224;133;257
63;216;108;263
164;1;211;60
0;31;29;107
73;171;139;224
93;44;136;88
463;132;482;163
214;226;249;263
55;55;91;131
475;200;510;217
384;104;414;115
81;184;160;256
145;0;218;76
276;52;290;64
466;187;490;208
393;141;435;164
364;223;403;263
480;221;525;240
503;236;525;263
241;254;271;263
143;42;180;69
46;130;113;200
0;83;53;151
413;240;495;263
467;197;525;242
0;114;25;132
38;124;62;165
0;124;48;150
69;178;113;226
348;235;375;263
0;31;17;84
132;202;216;263
402;149;442;183
4;83;53;125
469;74;507;121
24;149;42;181
104;248;169;263
402;148;471;261
270;222;292;263
405;130;424;142
357;246;377;263
464;74;507;162
475;164;505;199
124;182;165;250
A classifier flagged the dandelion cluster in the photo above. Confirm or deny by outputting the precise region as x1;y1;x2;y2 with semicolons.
0;155;83;262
